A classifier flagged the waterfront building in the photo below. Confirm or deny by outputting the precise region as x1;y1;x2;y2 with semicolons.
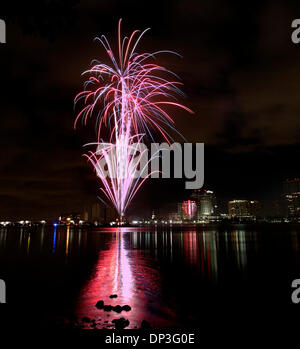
82;202;117;224
191;189;217;221
283;178;300;219
228;199;260;220
228;200;250;218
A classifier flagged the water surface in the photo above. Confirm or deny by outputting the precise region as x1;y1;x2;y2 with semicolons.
0;225;299;329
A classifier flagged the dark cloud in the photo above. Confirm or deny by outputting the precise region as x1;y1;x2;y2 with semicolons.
0;0;299;219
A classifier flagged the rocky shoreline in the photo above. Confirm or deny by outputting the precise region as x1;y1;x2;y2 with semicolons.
62;294;151;330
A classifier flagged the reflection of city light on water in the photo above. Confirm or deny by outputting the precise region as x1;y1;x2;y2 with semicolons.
232;230;247;271
27;233;30;255
52;225;57;254
66;225;70;256
180;231;248;282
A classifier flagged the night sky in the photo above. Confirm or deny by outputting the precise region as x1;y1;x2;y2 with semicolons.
0;0;300;220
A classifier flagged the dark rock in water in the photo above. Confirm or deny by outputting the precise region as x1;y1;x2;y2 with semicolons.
122;305;131;312
140;320;151;329
104;305;113;311
95;300;104;309
113;305;122;313
109;294;118;298
82;316;91;323
112;317;130;330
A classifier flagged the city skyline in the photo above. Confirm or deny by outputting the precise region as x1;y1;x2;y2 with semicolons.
1;177;299;223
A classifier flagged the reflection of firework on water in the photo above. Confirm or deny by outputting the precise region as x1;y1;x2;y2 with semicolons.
182;200;197;220
75;19;192;217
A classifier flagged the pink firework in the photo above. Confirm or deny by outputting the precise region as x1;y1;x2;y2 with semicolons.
75;19;192;218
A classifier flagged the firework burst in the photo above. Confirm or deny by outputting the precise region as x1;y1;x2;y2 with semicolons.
75;19;192;218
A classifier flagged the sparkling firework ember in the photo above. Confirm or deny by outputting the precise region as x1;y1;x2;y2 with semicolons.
75;19;192;218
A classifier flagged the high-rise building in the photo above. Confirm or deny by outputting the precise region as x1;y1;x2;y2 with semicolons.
82;202;118;224
191;189;217;221
283;178;300;218
181;200;197;220
228;200;250;217
228;199;260;219
151;210;156;220
249;200;261;217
